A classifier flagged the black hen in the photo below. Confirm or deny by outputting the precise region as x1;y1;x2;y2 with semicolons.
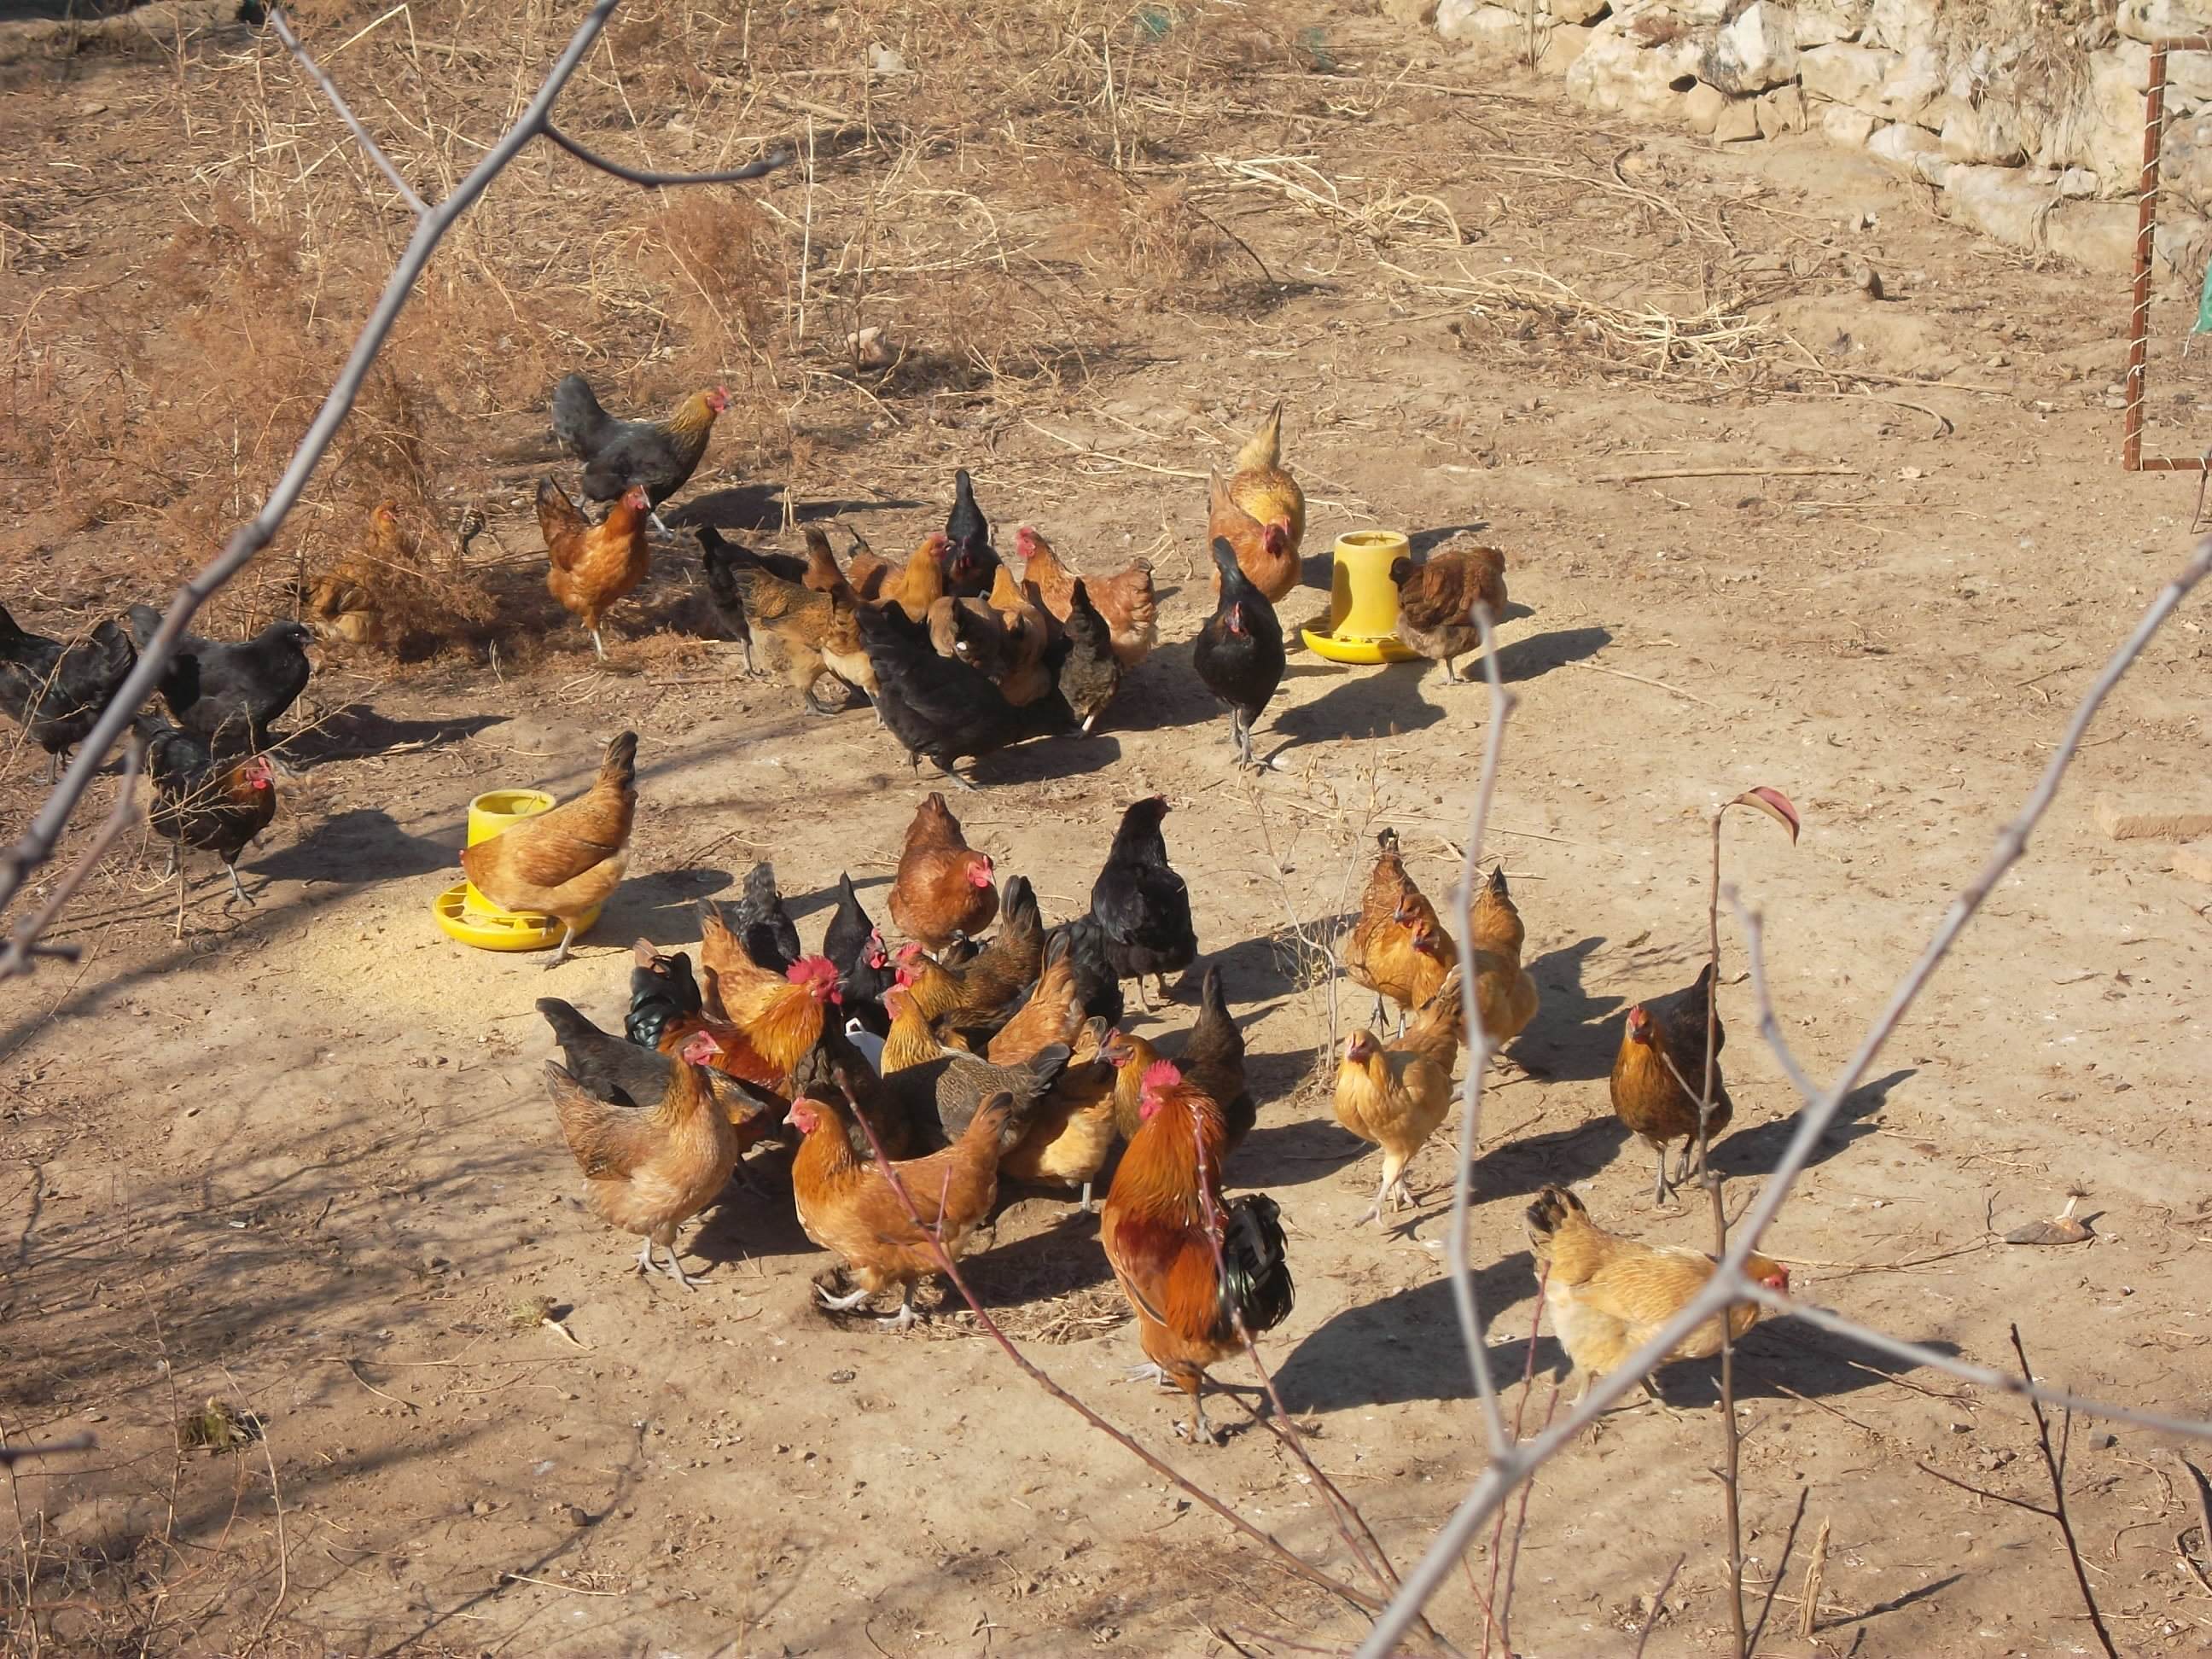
1089;795;1196;1009
1042;914;1126;1027
125;606;312;754
822;872;896;1033
1191;536;1284;771
538;996;779;1124
721;861;800;974
625;941;704;1051
1179;963;1254;1155
1217;1193;1294;1339
853;600;1070;788
1055;579;1122;736
550;373;727;517
137;714;276;905
942;468;998;598
0;606;137;781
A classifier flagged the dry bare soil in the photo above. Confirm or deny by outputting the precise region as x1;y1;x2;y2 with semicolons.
3;1;2211;1654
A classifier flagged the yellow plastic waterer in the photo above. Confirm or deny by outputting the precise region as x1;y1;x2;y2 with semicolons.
1301;529;1419;665
430;789;603;952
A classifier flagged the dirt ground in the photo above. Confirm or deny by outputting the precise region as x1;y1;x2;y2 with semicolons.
4;0;2212;1653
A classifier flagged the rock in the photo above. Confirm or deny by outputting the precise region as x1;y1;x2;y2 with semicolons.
2038;43;2153;191
1940;96;2029;165
1864;0;1938;53
1550;0;1609;21
1437;0;1527;57
2094;795;2212;841
1801;41;1895;108
1539;22;1594;73
1868;119;1951;184
1943;164;2061;252
2119;0;2212;42
1377;0;1439;26
2174;841;2212;882
1703;0;1798;93
2047;201;2139;271
1566;24;1703;116
1795;0;1871;47
2058;166;2103;199
1685;79;1727;133
1822;102;1880;145
1714;93;1762;141
1877;43;1946;125
1756;83;1808;135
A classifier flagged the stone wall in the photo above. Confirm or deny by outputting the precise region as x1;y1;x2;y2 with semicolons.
1407;0;2212;282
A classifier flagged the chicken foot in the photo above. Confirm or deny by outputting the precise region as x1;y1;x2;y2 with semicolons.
222;858;254;907
540;921;578;972
817;1283;875;1313
635;1236;696;1289
880;1290;918;1332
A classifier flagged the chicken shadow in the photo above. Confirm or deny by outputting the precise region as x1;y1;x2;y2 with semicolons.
283;706;508;768
247;807;454;887
966;731;1125;789
1270;660;1444;751
1714;1067;1917;1180
666;486;919;533
1093;649;1220;738
1274;1255;1540;1411
592;866;739;948
1509;937;1621;1083
1475;1110;1631;1202
1495;626;1611;684
957;1208;1114;1308
1235;1108;1368;1192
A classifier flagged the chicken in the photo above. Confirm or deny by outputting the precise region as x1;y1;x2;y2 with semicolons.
928;596;1052;707
1341;828;1450;1030
125;608;313;754
876;997;1072;1151
696;526;809;677
1102;1062;1294;1443
137;714;276;906
1044;914;1126;1027
1000;1017;1118;1208
459;731;637;968
1177;964;1254;1156
887;532;955;625
800;526;856;597
1054;579;1125;735
1207;402;1304;602
822;872;897;1031
942;468;1000;598
1333;973;1463;1225
692;898;844;1072
550;373;728;525
698;527;872;711
538;478;651;659
1390;540;1509;684
1611;963;1732;1204
1523;1184;1790;1405
788;1088;1014;1328
547;990;778;1141
901;872;1045;1033
888;792;998;949
1466;864;1540;1050
1193;537;1285;771
540;1021;767;1289
987;931;1086;1063
1089;795;1196;1009
854;600;1073;786
304;500;416;649
722;860;801;975
1015;527;1158;670
0;606;137;781
840;528;894;603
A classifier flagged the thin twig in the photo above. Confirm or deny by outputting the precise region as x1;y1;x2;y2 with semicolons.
266;6;428;216
1631;1555;1685;1659
1567;661;1717;708
0;735;143;976
1592;465;1860;483
2011;1325;2118;1659
539;124;790;188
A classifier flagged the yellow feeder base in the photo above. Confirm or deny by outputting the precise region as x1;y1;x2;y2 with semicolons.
1301;529;1417;664
432;788;604;952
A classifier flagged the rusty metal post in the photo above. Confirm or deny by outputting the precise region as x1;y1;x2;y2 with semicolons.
2125;45;2168;470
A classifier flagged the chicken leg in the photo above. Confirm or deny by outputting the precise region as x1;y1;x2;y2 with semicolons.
1649;1136;1672;1206
880;1289;918;1331
1176;1382;1222;1446
817;1283;874;1313
589;627;608;660
541;920;577;972
636;1235;696;1288
223;858;253;907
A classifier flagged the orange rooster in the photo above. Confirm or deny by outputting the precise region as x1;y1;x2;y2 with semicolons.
460;731;637;968
1341;829;1450;1030
1102;1061;1294;1443
1015;526;1158;669
1525;1184;1789;1406
538;479;651;658
888;792;998;948
1207;403;1303;603
691;901;843;1081
626;940;790;1091
789;1088;1013;1329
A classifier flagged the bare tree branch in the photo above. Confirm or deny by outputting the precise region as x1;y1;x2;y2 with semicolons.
265;6;428;218
539;125;793;189
0;735;144;977
1355;535;2212;1655
0;0;788;958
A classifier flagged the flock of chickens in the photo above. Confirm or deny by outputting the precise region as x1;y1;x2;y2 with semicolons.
0;370;1797;1444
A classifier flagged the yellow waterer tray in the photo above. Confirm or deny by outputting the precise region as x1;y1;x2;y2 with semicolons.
1301;529;1420;664
432;788;604;952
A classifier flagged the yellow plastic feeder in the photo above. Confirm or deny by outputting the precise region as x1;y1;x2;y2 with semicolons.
1301;529;1420;665
431;789;603;952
